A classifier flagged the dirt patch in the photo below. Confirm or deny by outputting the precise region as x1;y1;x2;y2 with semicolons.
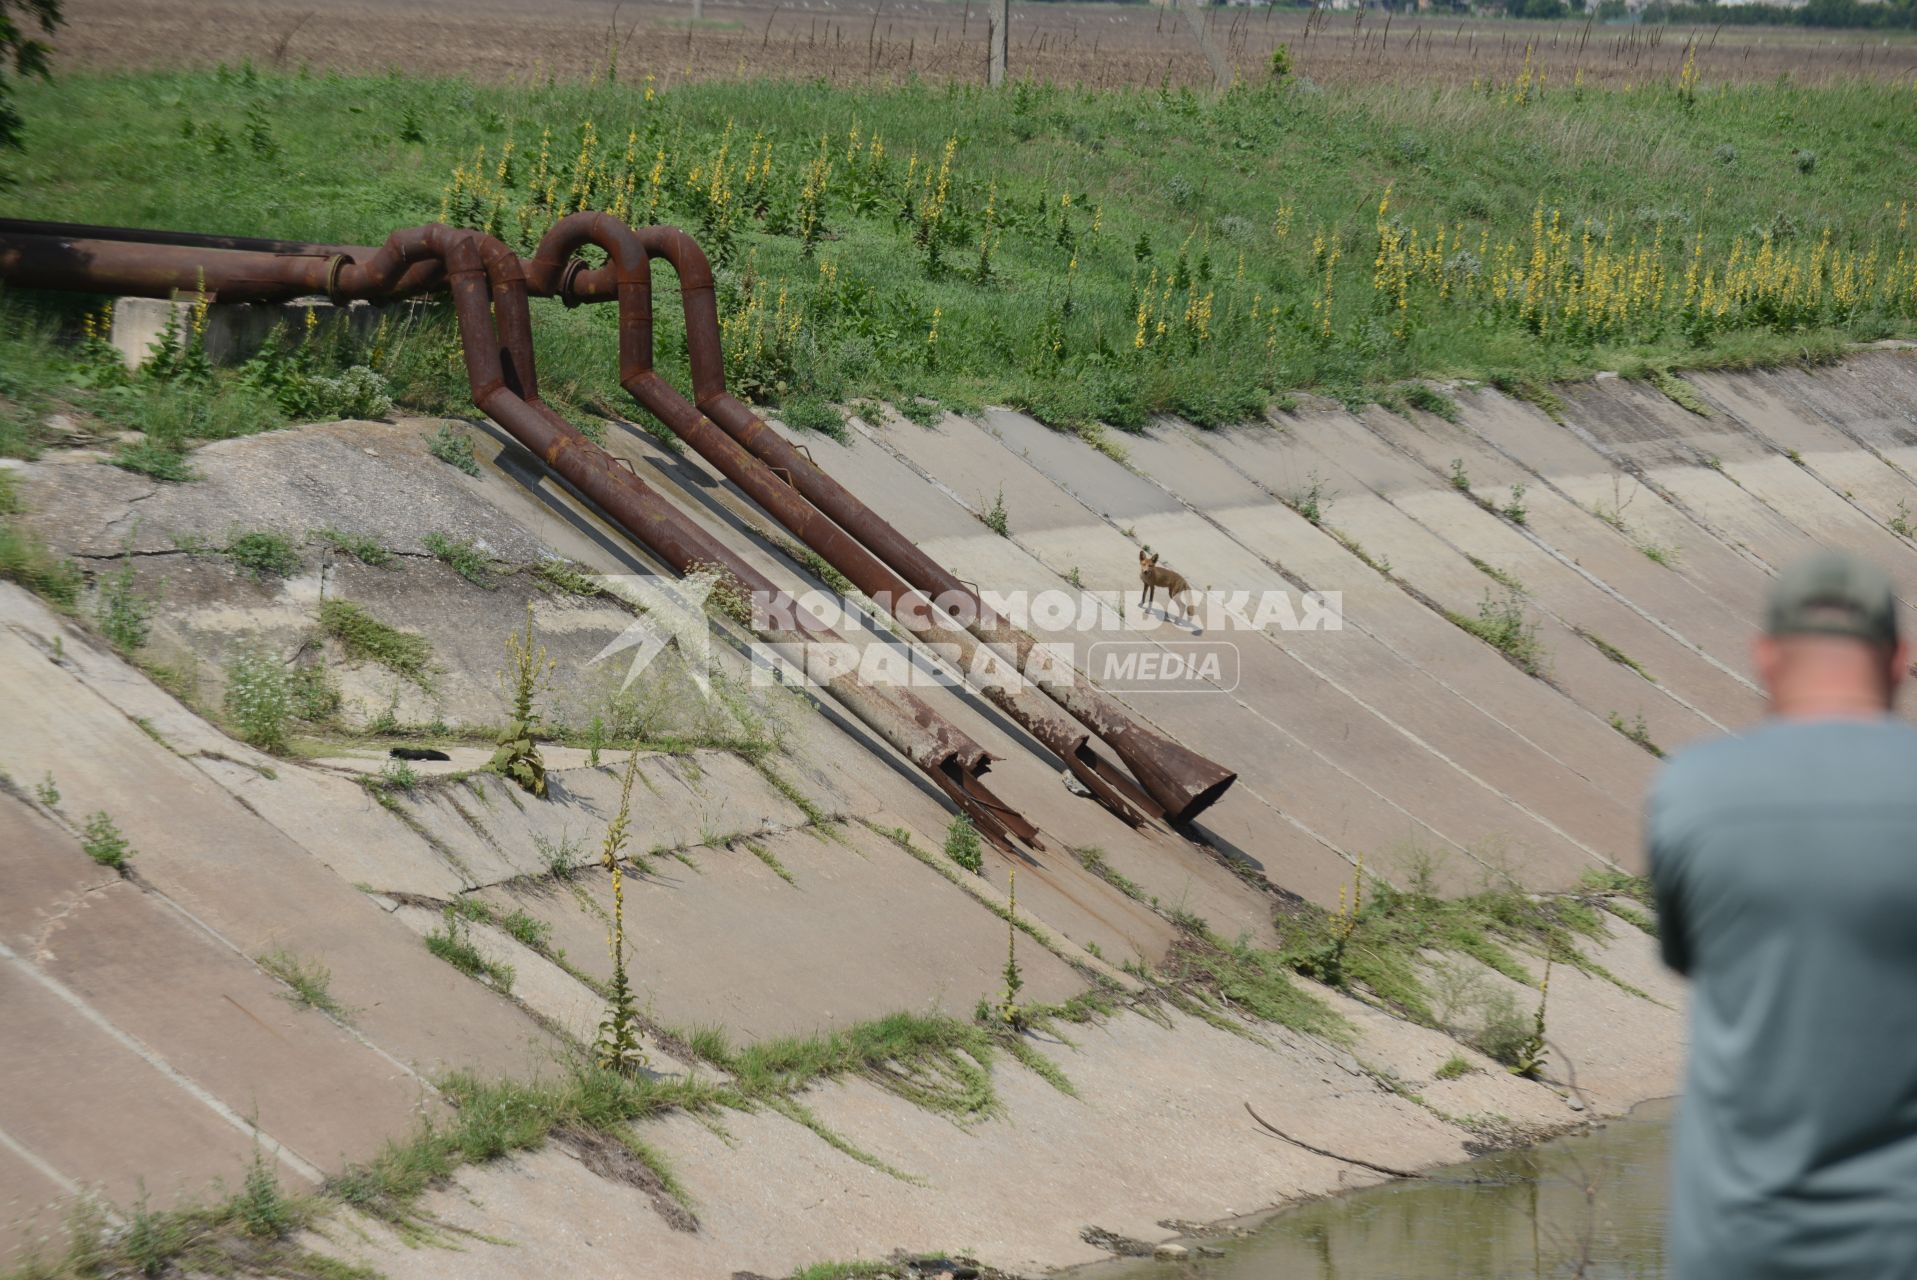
558;1126;701;1232
57;0;1917;90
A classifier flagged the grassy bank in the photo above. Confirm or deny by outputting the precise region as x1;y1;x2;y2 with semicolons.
4;66;1915;450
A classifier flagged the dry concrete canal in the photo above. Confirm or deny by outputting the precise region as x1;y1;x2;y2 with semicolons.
5;342;1917;1276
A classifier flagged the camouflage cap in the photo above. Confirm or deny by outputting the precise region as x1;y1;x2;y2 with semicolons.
1766;551;1898;648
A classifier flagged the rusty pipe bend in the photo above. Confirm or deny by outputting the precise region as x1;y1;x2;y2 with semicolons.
459;225;1031;844
614;224;1234;824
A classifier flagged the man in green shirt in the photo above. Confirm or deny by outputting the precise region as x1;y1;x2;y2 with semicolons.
1650;551;1917;1278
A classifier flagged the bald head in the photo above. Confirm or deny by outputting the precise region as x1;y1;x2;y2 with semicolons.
1757;552;1905;719
1755;631;1909;720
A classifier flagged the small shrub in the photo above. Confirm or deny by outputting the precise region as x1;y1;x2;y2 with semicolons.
306;365;393;419
980;486;1010;537
1450;590;1546;677
422;531;496;588
81;811;133;872
1889;500;1914;540
534;558;604;598
1268;43;1291;80
780;396;848;442
1435;1054;1474;1081
944;815;983;874
231;1148;299;1240
97;560;151;652
1792;148;1817;174
289;664;341;721
111;439;196;482
427;423;482;477
536;831;586;880
226;530;301;580
1286;471;1333;526
0;522;83;609
1499;483;1528;526
491;603;553;796
595;749;650;1075
1609;710;1665;758
224;648;294;751
34;772;59;807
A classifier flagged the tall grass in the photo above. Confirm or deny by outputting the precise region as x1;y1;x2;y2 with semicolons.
6;67;1915;443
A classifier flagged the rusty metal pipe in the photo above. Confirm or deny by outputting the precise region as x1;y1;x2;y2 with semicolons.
0;225;445;302
626;224;1237;825
526;214;1156;826
443;224;1039;852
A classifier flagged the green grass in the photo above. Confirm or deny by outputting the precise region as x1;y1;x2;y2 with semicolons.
1435;1053;1474;1081
943;814;983;874
425;906;517;994
421;530;496;588
426;422;482;476
257;950;352;1021
0;479;82;609
1608;710;1666;758
314;527;393;567
1578;628;1655;682
317;598;433;683
3;70;1912;438
1278;866;1631;1026
226;530;302;579
79;810;133;872
1446;589;1547;677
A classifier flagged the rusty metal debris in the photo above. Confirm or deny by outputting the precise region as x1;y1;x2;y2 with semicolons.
0;214;1237;841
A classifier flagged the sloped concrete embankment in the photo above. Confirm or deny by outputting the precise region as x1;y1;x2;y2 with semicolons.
4;350;1913;1274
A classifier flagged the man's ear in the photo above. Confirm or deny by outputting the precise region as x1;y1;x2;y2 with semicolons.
1753;633;1781;696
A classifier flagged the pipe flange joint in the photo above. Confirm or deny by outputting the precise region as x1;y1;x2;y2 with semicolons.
558;258;589;309
323;254;350;305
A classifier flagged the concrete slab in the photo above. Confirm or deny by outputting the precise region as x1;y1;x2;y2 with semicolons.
1354;405;1763;729
11;821;427;1174
463;821;1087;1040
0;598;557;1080
983;411;1644;881
1460;386;1776;628
0;950;271;1217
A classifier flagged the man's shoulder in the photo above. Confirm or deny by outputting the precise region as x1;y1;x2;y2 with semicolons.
1655;718;1917;804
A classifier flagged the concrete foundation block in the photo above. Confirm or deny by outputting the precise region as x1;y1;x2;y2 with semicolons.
108;295;435;370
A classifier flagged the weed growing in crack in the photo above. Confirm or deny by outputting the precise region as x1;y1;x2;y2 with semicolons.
257;950;351;1022
1609;710;1665;758
944;814;983;874
80;811;133;873
1448;589;1546;676
422;531;496;588
427;423;481;476
595;747;649;1076
425;905;515;993
491;601;553;797
319;599;433;685
225;530;301;580
1000;867;1025;1028
314;526;392;567
980;485;1010;537
96;558;151;652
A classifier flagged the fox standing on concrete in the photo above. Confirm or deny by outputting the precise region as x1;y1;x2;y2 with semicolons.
1649;551;1917;1279
1138;548;1192;622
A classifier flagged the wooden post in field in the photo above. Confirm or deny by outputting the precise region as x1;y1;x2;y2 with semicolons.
988;0;1009;85
693;0;703;23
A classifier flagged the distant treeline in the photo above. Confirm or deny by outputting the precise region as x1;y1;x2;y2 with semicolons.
1631;0;1917;26
1161;0;1917;24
